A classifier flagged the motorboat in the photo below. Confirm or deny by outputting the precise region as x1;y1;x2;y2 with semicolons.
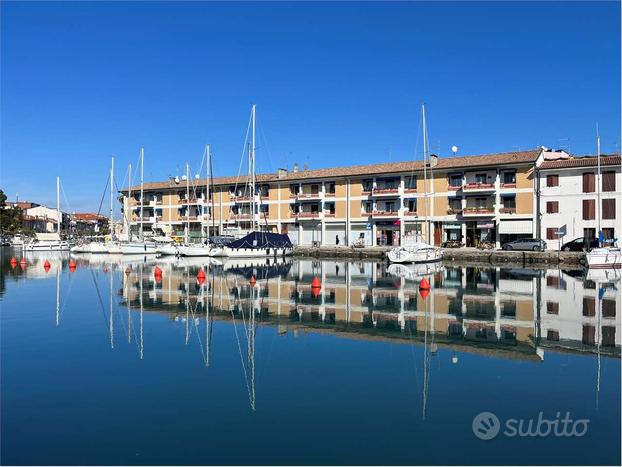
586;247;622;269
70;241;108;254
23;233;70;252
387;234;442;264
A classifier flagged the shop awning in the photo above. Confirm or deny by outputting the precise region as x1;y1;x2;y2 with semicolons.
498;220;533;234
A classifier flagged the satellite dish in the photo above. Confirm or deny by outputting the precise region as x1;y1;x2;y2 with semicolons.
195;174;200;180
181;175;187;181
451;145;459;155
174;177;180;184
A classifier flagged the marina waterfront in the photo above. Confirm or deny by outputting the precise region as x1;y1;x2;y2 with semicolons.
1;249;620;465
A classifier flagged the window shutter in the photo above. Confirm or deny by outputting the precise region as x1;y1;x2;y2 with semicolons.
602;171;616;192
583;199;595;220
583;172;595;193
602;199;616;219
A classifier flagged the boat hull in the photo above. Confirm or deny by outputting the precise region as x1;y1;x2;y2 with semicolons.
387;247;442;264
119;243;157;255
216;246;293;258
23;242;70;252
586;248;622;269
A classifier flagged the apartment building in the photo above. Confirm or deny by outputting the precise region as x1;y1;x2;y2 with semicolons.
537;155;621;249
120;148;544;247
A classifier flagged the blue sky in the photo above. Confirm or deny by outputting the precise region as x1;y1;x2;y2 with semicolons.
1;1;620;212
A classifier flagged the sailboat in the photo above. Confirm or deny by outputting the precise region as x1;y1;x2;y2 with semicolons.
120;147;157;255
214;105;293;258
585;129;621;269
23;177;70;251
387;104;442;264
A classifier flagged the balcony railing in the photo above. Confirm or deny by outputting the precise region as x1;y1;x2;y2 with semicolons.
463;182;495;191
297;192;322;200
404;210;418;216
372;210;399;218
447;208;463;215
325;192;336;197
447;184;463;191
500;183;516;189
180;198;199;205
372;187;399;196
324;212;336;218
403;187;417;194
231;195;253;203
500;207;516;214
462;207;495;216
229;213;253;220
296;212;321;219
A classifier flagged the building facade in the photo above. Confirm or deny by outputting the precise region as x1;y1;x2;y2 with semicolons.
538;155;621;249
120;149;543;247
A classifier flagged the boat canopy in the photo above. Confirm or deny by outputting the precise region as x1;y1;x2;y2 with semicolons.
227;232;293;250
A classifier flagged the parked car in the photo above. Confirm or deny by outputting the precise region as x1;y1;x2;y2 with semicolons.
560;237;599;252
501;238;546;251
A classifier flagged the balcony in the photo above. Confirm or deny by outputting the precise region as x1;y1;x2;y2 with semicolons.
500;183;516;189
447;184;463;191
447;208;463;215
403;187;417;196
499;207;516;214
229;213;253;221
372;210;399;218
324;211;336;218
372;187;399;197
295;211;322;219
148;199;163;206
462;207;495;217
404;210;418;217
231;195;254;203
324;191;336;198
297;192;322;201
463;182;495;192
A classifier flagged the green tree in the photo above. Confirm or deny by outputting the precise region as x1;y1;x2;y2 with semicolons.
0;189;23;235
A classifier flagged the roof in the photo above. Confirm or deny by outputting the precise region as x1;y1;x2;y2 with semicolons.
6;201;39;209
120;148;542;193
539;155;620;170
72;213;107;221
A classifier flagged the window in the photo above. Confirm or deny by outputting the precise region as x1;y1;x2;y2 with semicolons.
449;198;461;209
289;184;299;195
603;228;615;241
259;204;269;214
582;325;596;345
602;199;616;219
547;330;560;341
407;199;417;212
546;228;558;240
546;201;559;214
602;326;616;347
502;195;516;209
582;172;595;193
546;302;559;314
310;184;319;195
229;186;236;195
362;179;373;192
602;299;616;318
474;197;488;209
582;199;595;220
362;201;373;213
385;202;395;212
546;174;559;187
405;176;417;190
475;173;487;184
449;174;463;187
289;204;298;214
602;171;616;192
583;297;595;317
325;202;335;214
310;204;319;213
326;182;335;195
503;171;516;184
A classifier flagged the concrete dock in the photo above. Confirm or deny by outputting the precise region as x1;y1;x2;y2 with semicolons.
293;245;585;267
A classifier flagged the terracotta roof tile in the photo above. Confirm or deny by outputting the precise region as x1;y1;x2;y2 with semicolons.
120;149;542;192
539;155;620;170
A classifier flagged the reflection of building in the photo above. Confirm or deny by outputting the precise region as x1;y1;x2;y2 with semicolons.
538;154;621;249
119;149;545;248
118;259;620;359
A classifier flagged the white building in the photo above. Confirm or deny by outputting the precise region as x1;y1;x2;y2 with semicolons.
537;155;621;249
24;205;64;233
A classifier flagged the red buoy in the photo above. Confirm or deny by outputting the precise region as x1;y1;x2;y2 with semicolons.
20;258;27;266
249;275;256;287
10;257;17;265
154;266;162;277
419;278;430;290
197;268;206;280
311;276;321;289
125;267;131;275
44;259;51;268
69;260;76;272
197;275;206;286
419;288;430;299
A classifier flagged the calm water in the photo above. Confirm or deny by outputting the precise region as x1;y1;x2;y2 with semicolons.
1;249;620;465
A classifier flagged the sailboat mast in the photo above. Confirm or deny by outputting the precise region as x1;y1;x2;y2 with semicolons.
185;163;190;244
127;163;132;239
596;127;602;241
110;157;114;238
56;176;61;235
139;147;144;242
205;144;210;243
422;104;428;243
251;104;257;232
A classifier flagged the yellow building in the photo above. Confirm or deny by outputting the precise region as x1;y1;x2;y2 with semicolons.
120;148;543;247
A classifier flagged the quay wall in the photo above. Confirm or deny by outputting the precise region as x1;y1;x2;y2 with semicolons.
293;246;585;267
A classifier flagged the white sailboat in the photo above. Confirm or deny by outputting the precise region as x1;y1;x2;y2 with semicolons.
387;104;442;264
215;105;293;258
23;177;70;251
120;147;157;255
586;129;621;269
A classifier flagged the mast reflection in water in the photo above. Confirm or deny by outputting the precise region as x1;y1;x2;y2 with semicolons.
1;252;620;465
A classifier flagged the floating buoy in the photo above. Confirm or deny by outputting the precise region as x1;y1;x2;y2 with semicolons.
154;266;162;277
249;275;256;287
44;259;51;268
197;275;206;285
419;288;430;299
69;260;76;272
197;268;206;280
19;258;27;269
419;278;430;290
10;257;17;265
311;276;321;288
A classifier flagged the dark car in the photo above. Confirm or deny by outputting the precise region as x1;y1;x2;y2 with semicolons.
501;238;546;251
560;237;599;252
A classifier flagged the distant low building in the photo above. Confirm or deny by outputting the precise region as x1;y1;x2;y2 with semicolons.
23;205;68;233
71;213;109;235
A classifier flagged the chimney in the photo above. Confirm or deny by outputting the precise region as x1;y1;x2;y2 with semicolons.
293;163;299;173
429;153;439;168
277;168;288;179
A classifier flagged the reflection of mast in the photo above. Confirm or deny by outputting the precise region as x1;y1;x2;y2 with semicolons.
127;271;132;344
596;279;602;408
109;262;114;349
139;263;144;360
55;263;60;326
248;281;256;411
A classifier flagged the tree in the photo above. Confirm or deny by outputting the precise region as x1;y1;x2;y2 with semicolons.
0;189;23;235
